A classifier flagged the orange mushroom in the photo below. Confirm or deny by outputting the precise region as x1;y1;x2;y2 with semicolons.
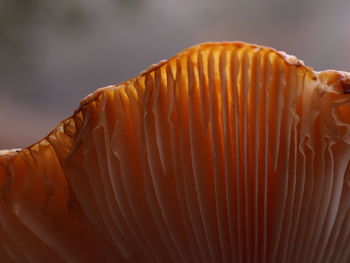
1;42;350;263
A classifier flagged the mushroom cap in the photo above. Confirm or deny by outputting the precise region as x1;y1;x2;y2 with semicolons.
1;42;350;263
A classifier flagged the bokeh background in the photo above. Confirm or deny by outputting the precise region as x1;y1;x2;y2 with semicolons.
1;0;350;149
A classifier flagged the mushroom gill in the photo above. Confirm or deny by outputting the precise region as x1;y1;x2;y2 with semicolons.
1;42;350;263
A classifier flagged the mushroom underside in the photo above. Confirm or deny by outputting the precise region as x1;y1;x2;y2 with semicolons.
1;42;350;263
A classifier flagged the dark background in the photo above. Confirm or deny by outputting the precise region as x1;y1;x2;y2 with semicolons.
1;0;350;149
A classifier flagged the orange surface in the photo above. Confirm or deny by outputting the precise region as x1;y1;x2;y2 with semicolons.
1;42;350;262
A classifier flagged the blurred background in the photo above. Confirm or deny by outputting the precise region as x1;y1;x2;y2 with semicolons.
1;0;350;149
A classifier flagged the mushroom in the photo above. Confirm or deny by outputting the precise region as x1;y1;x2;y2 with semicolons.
1;42;350;263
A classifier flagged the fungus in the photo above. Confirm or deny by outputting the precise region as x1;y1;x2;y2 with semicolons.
1;42;350;262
